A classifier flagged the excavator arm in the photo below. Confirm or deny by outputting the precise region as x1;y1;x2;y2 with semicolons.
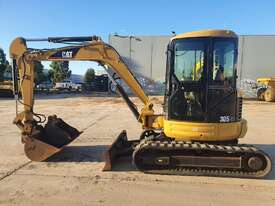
9;36;163;163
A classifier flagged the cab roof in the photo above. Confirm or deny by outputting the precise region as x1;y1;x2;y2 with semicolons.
171;29;237;41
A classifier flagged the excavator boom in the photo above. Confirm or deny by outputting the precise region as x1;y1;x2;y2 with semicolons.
10;36;162;164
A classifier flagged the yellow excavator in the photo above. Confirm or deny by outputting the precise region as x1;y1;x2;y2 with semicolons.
256;77;275;102
0;80;13;97
10;30;272;178
0;70;13;97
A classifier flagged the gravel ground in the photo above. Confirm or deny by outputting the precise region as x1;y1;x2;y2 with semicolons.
0;95;275;206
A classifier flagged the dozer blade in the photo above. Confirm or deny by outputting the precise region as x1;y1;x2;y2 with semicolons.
24;115;82;161
103;130;138;171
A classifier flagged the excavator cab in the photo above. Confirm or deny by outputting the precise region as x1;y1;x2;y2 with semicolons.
164;33;239;124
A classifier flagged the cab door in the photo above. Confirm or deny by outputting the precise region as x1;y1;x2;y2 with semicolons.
207;38;238;123
167;38;209;122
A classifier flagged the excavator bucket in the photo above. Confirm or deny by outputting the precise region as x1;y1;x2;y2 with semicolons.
103;130;138;171
24;115;81;161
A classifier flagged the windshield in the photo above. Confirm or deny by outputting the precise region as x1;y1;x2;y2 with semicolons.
174;40;205;82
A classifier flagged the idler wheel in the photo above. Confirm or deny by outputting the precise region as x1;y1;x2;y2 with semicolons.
248;156;263;171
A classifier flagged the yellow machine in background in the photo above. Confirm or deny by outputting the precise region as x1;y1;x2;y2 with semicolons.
0;80;13;97
256;77;275;102
10;30;272;178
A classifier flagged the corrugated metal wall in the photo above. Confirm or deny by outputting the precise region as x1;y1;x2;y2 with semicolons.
109;34;275;93
238;35;275;80
109;35;170;82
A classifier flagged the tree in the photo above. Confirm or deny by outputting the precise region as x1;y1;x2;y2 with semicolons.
48;69;55;83
60;61;71;80
0;48;9;81
49;62;62;83
34;61;46;84
84;68;95;85
48;61;71;83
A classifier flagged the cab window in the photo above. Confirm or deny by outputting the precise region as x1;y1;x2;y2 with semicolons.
174;41;205;82
212;40;236;85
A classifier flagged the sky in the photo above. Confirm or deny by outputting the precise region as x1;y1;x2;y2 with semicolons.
1;0;275;74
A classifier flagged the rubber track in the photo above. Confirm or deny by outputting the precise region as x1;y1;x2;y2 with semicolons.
133;140;272;178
